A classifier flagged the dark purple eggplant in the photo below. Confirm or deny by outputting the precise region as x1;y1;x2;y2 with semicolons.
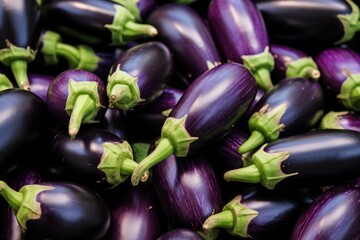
291;184;360;240
107;41;173;110
146;3;222;84
207;0;274;91
41;0;158;46
157;228;203;240
270;44;320;81
28;73;53;103
225;129;360;189
0;180;110;240
46;69;107;138
238;77;325;154
0;0;41;90
203;185;311;239
254;0;360;50
316;47;360;111
130;62;257;185
320;110;360;131
99;107;130;140
151;152;223;239
238;87;265;127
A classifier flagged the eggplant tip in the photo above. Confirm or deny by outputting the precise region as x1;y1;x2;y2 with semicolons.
311;69;321;80
69;128;78;139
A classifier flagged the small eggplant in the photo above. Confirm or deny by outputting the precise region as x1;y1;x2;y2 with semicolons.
291;184;360;240
28;73;54;103
131;62;257;185
99;107;130;140
238;77;325;154
41;0;158;46
320;110;360;131
107;41;173;110
203;185;311;239
46;69;107;138
0;181;110;240
151;152;223;239
157;228;203;240
146;3;222;84
225;129;360;189
316;47;360;111
270;44;320;81
207;0;274;91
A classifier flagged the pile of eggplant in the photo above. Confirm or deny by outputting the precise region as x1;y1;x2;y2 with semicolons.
2;0;360;239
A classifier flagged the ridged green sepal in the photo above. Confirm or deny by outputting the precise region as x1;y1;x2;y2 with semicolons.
0;74;13;91
0;40;36;65
76;45;100;72
335;0;360;45
286;57;320;80
320;111;349;130
337;73;360;111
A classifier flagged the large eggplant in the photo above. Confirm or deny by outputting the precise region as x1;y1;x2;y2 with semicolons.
225;129;360;189
0;180;110;240
130;62;257;185
253;0;360;50
320;110;360;131
0;0;42;90
107;41;173;110
238;77;325;154
316;47;360;111
146;3;222;84
291;184;360;240
207;0;274;91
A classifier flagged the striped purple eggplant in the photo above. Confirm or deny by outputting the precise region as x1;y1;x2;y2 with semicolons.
0;0;41;90
131;62;257;185
225;129;360;189
107;41;173;110
28;73;54;103
291;184;360;240
203;185;312;239
207;0;274;91
151;152;223;239
238;77;325;154
46;69;107;138
254;0;360;50
238;87;265;126
316;47;360;111
0;180;110;240
320;110;360;131
146;3;222;84
270;44;320;81
41;0;158;46
157;228;203;240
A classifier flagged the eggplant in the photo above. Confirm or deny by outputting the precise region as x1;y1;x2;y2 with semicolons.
291;184;360;240
238;77;325;154
103;182;164;240
270;44;320;81
157;228;203;240
146;3;222;84
0;0;41;90
320;110;360;131
41;0;158;46
315;47;360;111
207;0;274;91
253;0;360;50
28;73;54;103
0;180;110;240
107;41;173;110
0;89;48;178
225;129;360;189
203;185;311;239
151;152;223;239
238;87;265;127
99;107;130;140
46;69;107;138
130;62;257;185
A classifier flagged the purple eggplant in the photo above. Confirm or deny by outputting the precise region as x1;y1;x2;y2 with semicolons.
203;185;311;239
0;0;41;90
238;77;325;154
46;69;107;138
99;107;130;140
157;228;203;240
28;73;54;103
207;0;274;91
0;181;110;240
41;0;158;46
130;62;257;185
320;110;360;131
151;152;223;239
237;87;266;127
270;44;321;81
225;129;360;189
146;3;222;84
291;184;360;240
316;47;360;111
102;182;164;240
254;0;360;50
107;41;173;110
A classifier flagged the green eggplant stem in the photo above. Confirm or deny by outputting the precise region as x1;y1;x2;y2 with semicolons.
306;67;321;80
223;164;261;184
253;68;273;92
109;84;132;107
123;21;158;37
10;59;30;90
238;130;265;154
121;158;138;175
55;42;81;68
0;181;23;212
203;210;234;231
131;137;174;186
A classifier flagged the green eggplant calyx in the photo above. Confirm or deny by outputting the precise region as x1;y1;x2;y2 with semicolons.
131;142;151;163
336;0;360;45
206;60;221;70
0;73;13;91
112;0;141;21
76;45;100;72
337;73;360;111
319;111;350;130
286;57;321;80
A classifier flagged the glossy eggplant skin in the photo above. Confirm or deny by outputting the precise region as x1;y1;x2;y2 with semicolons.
157;228;203;240
254;0;358;50
320;111;360;132
146;3;222;83
28;73;54;103
291;184;360;240
99;108;130;140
